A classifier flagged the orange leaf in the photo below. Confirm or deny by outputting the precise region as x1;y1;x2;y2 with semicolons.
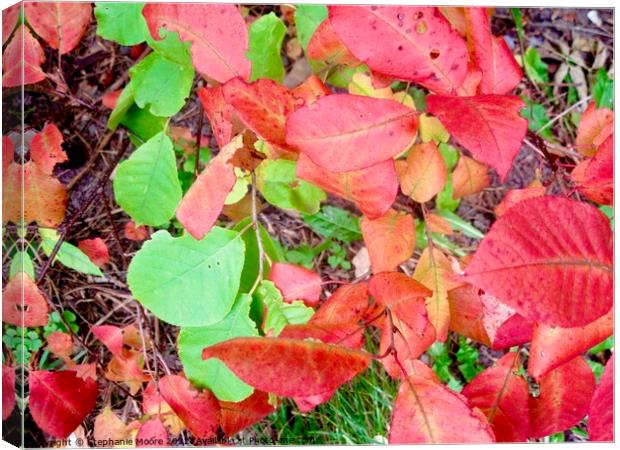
291;75;331;106
159;374;220;439
24;2;91;54
425;212;453;235
309;282;380;326
588;354;613;442
427;95;527;180
78;238;110;268
93;406;140;443
280;322;364;350
143;4;250;83
202;337;370;397
462;352;529;442
361;209;415;273
219;390;275;437
105;351;150;395
465;196;613;327
124;220;147;241
2;24;46;88
528;356;595;438
267;262;322;307
528;309;613;379
397;142;446;203
286;94;417;172
575;102;613;157
494;185;546;217
307;19;361;67
389;374;495;443
447;285;491;347
296;153;398;219
452;155;490;199
46;331;74;361
30;124;68;174
2;272;49;327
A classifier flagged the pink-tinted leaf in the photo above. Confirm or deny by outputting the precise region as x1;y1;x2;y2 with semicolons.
396;142;447;202
296;153;398;219
2;364;15;421
572;134;613;205
528;309;613;379
451;155;490;199
307;19;361;67
528;356;595;438
46;331;74;360
2;272;49;327
3;135;14;172
124;220;147;241
143;4;250;83
30;124;67;175
29;370;98;438
202;337;370;397
159;374;220;439
223;78;299;157
219;390;275;437
462;352;529;442
2;25;46;88
588;354;613;442
24;2;91;54
390;373;495;443
136;418;169;447
197;86;235;149
575;102;613;157
329;6;468;95
466;196;612;327
463;8;521;95
427;95;527;180
2;4;19;45
361;209;415;273
78;238;110;268
294;389;336;413
91;325;124;358
286;94;417;172
267;262;322;307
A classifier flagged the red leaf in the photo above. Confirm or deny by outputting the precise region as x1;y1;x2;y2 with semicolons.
528;356;595;438
2;4;19;45
462;352;530;442
329;6;469;95
361;209;415;273
24;2;91;54
396;142;447;202
528;309;613;379
2;25;46;88
480;294;533;350
465;196;612;327
463;8;521;95
202;337;370;397
30;124;68;175
223;78;299;157
369;273;435;378
92;325;124;358
448;285;492;347
3;161;68;227
2;364;15;421
267;262;322;306
296;153;398;219
389;373;495;443
136;418;169;447
102;90;122;110
588;354;613;442
2;272;49;327
124;220;147;241
197;86;235;149
219;390;275;437
159;374;220;439
575;102;613;157
572;134;613;205
176;140;237;239
451;155;490;199
286;94;417;172
427;95;527;180
310;282;380;326
143;4;250;83
3;135;14;172
78;238;110;268
29;370;98;438
280;322;364;350
142;381;185;436
307;19;361;67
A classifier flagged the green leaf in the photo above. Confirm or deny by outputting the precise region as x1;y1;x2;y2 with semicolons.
294;4;328;51
435;174;460;212
127;228;245;326
589;335;614;354
94;2;149;46
524;47;549;85
285;244;316;269
521;97;555;141
511;8;525;43
9;250;35;279
256;159;326;214
130;31;194;117
121;105;167;142
438;143;459;172
302;206;362;243
178;294;258;401
113;132;182;226
108;82;135;131
39;229;103;276
599;205;613;229
233;217;285;293
255;280;313;336
435;210;484;240
587;360;605;383
455;337;483;382
592;69;614;110
247;12;286;83
428;342;462;392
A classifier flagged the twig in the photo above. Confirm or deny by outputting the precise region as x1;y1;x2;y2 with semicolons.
535;95;591;134
102;191;128;269
193;100;205;180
